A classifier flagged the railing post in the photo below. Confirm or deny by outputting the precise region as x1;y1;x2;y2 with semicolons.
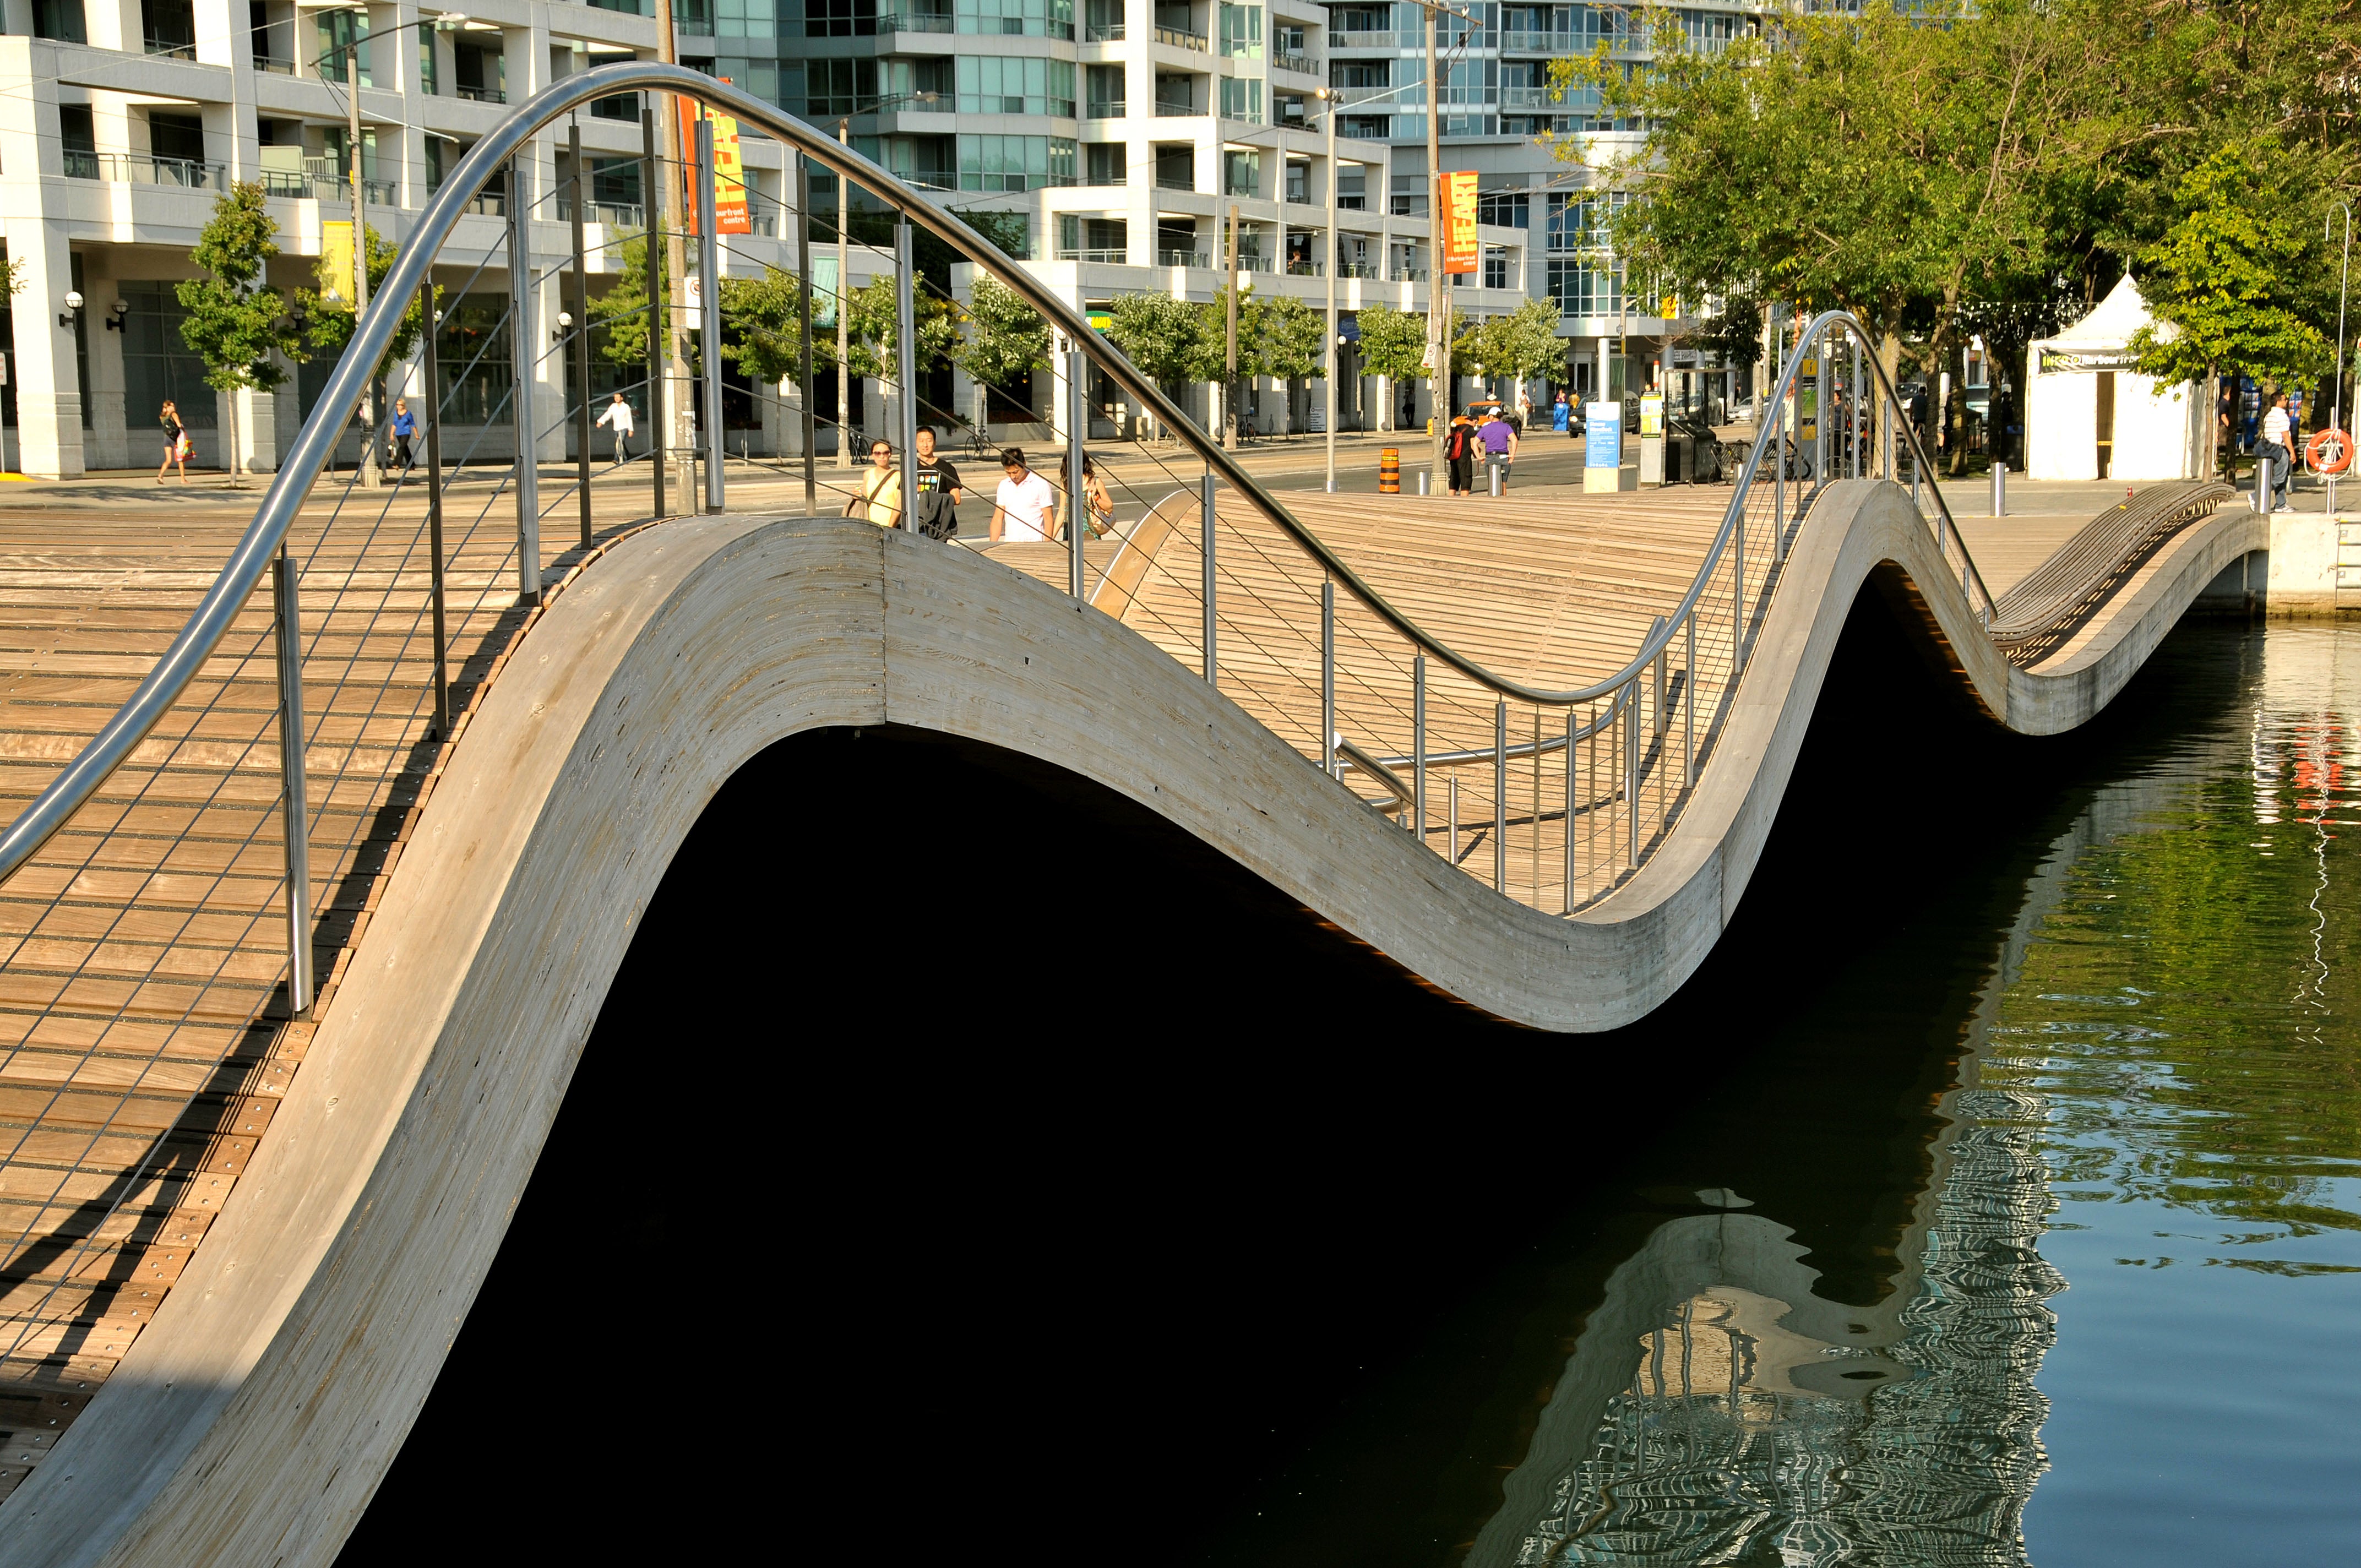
1623;687;1640;868
700;113;726;515
505;158;540;606
1851;329;1864;480
1650;614;1666;736
1320;579;1336;776
420;286;450;741
274;543;314;1016
1067;342;1087;600
1493;699;1508;891
570;121;594;551
643;105;665;521
1562;705;1577;914
1412;654;1427;844
796;156;817;516
1200;470;1217;685
1683;612;1695;780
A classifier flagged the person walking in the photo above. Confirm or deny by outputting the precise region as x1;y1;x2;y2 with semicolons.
389;399;418;477
2261;390;2296;512
845;438;905;529
596;393;635;466
157;400;189;484
1078;456;1116;538
991;447;1057;542
911;426;964;540
1477;407;1518;495
1444;414;1476;497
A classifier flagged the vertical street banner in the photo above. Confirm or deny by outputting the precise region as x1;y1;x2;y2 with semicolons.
1439;171;1479;275
676;97;754;235
319;221;355;306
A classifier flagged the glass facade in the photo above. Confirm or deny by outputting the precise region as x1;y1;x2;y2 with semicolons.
958;134;1075;189
956;57;1078;116
954;0;1075;39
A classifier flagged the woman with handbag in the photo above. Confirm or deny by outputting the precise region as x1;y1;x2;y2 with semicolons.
1079;456;1117;539
157;400;191;484
845;438;905;529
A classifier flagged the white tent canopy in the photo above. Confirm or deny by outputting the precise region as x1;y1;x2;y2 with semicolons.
2023;276;2200;482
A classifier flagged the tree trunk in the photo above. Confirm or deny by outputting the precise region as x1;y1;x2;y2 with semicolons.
224;394;240;488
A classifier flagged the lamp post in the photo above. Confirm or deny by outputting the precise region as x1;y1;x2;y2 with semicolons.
2331;203;2353;514
1407;0;1481;489
831;90;939;467
1318;86;1339;493
309;6;469;487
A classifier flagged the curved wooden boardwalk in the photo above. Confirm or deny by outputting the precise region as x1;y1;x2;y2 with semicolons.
0;478;2254;1561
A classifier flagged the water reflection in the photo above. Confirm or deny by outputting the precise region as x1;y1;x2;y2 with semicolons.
1476;624;2361;1567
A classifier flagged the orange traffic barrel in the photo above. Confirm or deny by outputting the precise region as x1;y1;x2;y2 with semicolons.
1379;447;1400;493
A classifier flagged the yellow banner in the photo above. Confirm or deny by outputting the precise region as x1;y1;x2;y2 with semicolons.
1440;171;1479;275
320;221;355;306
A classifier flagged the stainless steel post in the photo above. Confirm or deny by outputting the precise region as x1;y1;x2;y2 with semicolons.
1623;687;1639;867
1562;706;1576;913
1448;774;1458;864
1650;615;1666;735
1851;331;1863;480
699;114;725;514
274;543;313;1015
1323;89;1339;493
1067;343;1087;598
506;161;541;605
1320;580;1336;776
1492;699;1507;891
1683;613;1695;778
1412;653;1427;842
1992;458;2006;517
1200;470;1217;684
420;286;449;739
796;156;817;515
898;219;922;537
571;121;593;550
643;106;665;519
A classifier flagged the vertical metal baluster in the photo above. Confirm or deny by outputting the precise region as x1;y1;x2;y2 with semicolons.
1200;470;1217;685
1530;707;1541;903
1493;699;1507;892
420;285;449;741
1814;328;1826;498
1067;343;1087;598
1684;612;1695;783
1449;774;1459;865
1624;685;1640;868
1319;580;1335;776
1562;706;1577;914
701;114;726;515
796;156;816;516
1412;654;1427;845
897;219;921;535
643;106;664;521
570;122;592;550
506;159;540;606
1852;329;1864;480
274;543;313;1015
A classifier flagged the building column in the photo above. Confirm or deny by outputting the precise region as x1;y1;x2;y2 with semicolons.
534;265;565;461
76;252;128;470
1048;333;1074;443
4;223;86;480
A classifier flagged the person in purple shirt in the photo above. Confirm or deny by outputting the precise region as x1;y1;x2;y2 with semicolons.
1477;409;1519;495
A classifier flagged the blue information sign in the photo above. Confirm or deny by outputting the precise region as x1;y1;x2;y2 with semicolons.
1585;402;1623;469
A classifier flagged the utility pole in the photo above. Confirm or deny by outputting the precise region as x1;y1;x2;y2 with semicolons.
1225;202;1241;451
1323;88;1338;492
1426;4;1446;488
343;19;376;488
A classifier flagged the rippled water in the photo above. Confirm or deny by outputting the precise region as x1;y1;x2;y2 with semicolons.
1203;623;2361;1568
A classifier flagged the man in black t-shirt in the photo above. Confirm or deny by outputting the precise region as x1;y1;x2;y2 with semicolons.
912;427;964;539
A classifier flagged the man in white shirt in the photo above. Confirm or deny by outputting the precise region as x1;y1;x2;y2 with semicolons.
2259;391;2295;513
991;447;1059;542
595;392;635;466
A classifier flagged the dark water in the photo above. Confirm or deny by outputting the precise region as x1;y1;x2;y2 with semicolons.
339;613;2360;1565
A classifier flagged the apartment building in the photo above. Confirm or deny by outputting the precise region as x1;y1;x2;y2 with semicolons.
0;0;808;477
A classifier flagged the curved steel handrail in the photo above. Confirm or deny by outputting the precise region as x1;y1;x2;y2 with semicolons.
0;60;1990;884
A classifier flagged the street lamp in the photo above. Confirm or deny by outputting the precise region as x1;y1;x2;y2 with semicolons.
57;291;83;330
306;5;470;486
829;90;939;467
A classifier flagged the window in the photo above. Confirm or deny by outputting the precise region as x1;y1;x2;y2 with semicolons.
1284;161;1307;203
1218;76;1261;122
1476;190;1527;228
1336;165;1366;210
1545;190;1625;252
424;135;446;190
587;0;651;13
434;295;515;426
1483;248;1509;290
956;134;1075;189
713;58;784;106
32;0;86;43
420;32;439;94
1221;148;1258;197
591;157;642;207
1085;63;1125;118
453;39;505;102
315;8;370;85
709;0;778;36
1218;3;1261;57
148;111;206;165
1056;215;1127;261
142;0;195;54
954;0;1075;39
1084;142;1124;184
807;0;881;36
1546;257;1620;318
956;56;1076;116
1154;144;1194;190
807;58;879;118
1331;59;1386;89
592;90;641;121
120;284;218;432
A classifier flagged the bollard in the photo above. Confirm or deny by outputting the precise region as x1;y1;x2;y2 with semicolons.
2254;453;2272;514
1991;459;2006;518
1419;469;1430;496
1489;460;1502;497
1379;447;1400;493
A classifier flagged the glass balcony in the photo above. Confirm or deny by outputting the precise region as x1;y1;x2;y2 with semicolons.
253;54;294;74
63;151;229;190
1157;248;1210;266
456;84;508;104
557;198;648;227
1086;97;1127;119
1153;23;1208;51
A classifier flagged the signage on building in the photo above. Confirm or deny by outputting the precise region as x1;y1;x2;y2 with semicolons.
676;99;753;235
2039;349;2138;374
1439;171;1479;275
1667;347;1721;368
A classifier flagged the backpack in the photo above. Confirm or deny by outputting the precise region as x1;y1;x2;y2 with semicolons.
1445;426;1472;461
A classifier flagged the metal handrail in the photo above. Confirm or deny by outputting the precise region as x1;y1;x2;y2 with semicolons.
0;61;1990;900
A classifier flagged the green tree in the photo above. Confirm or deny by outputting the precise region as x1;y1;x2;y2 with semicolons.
716;264;806;388
1352;302;1428;431
1470;298;1565;421
176;183;305;485
955;276;1051;438
586;230;668;372
1106;291;1220;441
297;221;432;481
2128;144;2333;455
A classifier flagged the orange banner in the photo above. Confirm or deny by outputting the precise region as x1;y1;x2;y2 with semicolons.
676;96;753;236
1439;170;1479;275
